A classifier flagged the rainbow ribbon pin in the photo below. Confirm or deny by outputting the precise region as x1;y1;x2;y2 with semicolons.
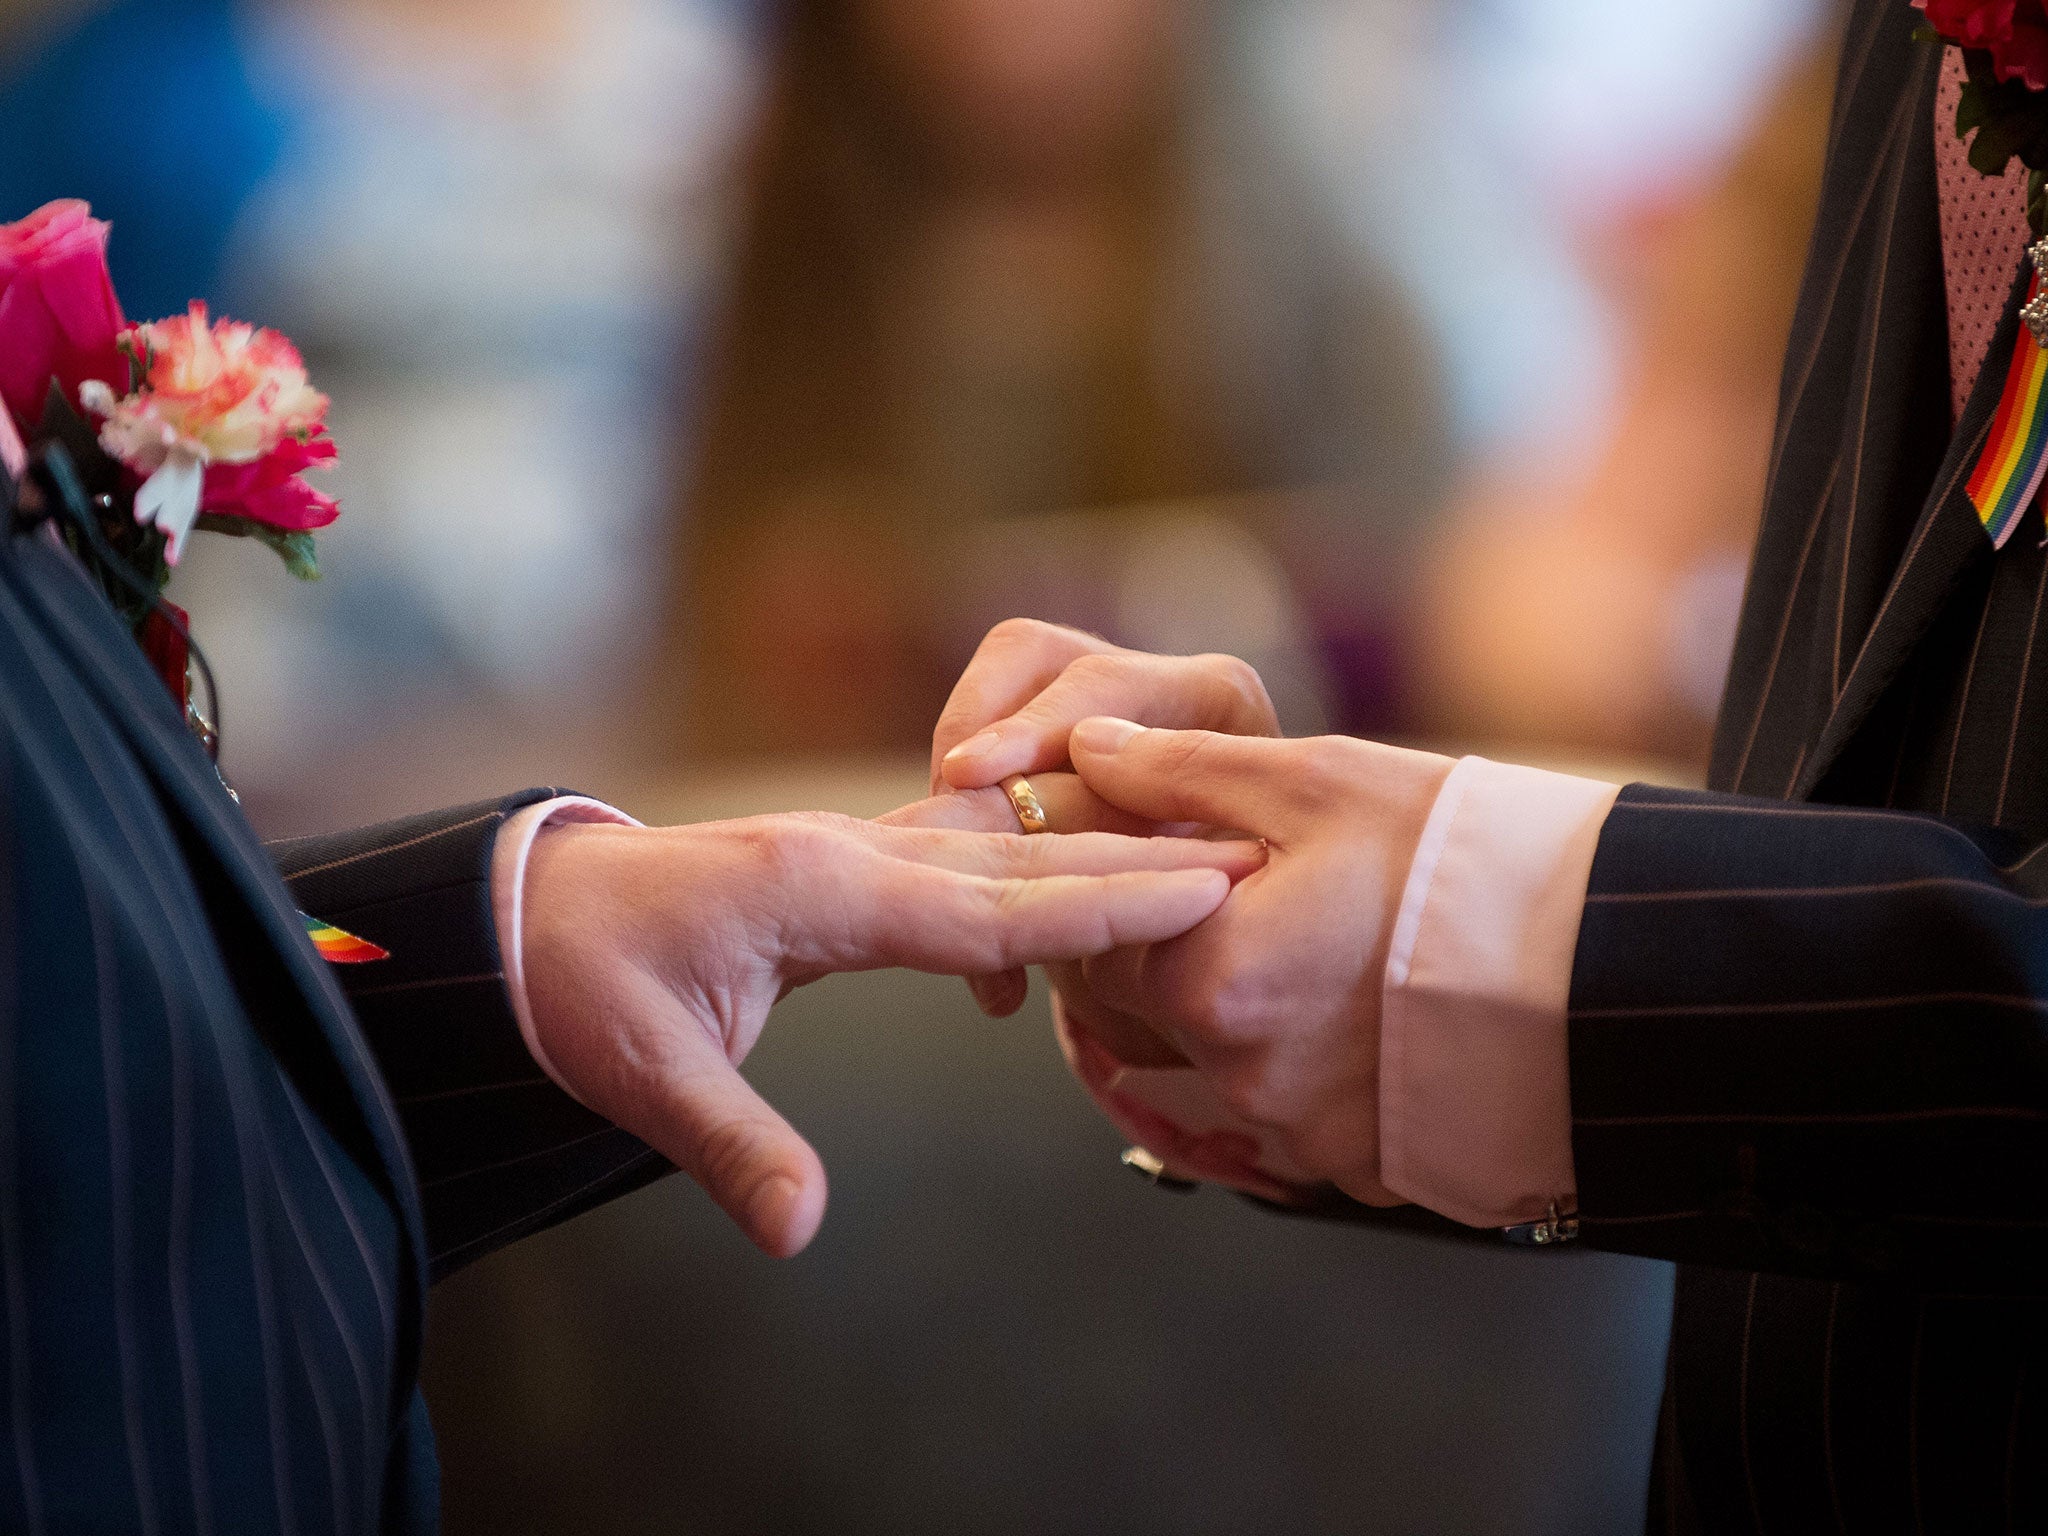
300;911;390;965
1969;267;2048;550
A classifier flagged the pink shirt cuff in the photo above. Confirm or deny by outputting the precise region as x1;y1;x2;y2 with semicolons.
491;795;641;1092
1379;756;1620;1229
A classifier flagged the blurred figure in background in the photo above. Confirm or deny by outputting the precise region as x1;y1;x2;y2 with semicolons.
3;0;758;828
1414;43;1837;764
197;0;755;823
0;0;1836;808
668;0;1446;759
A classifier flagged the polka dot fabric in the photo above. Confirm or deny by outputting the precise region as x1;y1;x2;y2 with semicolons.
1936;45;2033;423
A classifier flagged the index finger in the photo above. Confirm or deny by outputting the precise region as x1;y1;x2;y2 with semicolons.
930;619;1118;790
794;857;1233;978
860;823;1269;883
938;652;1278;792
875;786;1020;833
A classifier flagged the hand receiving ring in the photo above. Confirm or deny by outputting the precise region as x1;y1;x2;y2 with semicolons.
1006;776;1050;834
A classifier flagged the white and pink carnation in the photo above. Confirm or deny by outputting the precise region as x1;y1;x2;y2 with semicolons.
80;301;338;563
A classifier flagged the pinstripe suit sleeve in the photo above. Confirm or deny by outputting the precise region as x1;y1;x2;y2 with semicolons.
268;794;667;1281
1568;783;2048;1292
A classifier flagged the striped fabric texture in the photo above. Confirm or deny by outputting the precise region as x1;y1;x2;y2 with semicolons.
0;502;663;1533
1566;4;2048;1529
271;805;666;1282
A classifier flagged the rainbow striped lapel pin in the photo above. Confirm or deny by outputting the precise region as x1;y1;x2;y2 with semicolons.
300;911;390;965
1969;238;2048;549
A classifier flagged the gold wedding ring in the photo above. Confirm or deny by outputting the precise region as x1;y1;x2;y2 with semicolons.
1006;776;1050;834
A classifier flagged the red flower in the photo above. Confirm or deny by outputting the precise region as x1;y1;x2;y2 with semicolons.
202;430;341;530
137;602;191;708
3;201;339;574
0;200;128;433
81;303;342;555
1920;0;2048;90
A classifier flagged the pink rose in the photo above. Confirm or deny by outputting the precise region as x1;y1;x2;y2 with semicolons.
0;200;128;433
1919;0;2048;90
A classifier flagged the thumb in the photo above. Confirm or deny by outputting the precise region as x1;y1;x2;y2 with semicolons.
590;981;828;1258
651;1056;827;1258
1069;717;1289;836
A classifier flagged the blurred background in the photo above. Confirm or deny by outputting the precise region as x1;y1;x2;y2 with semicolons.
0;0;1844;1530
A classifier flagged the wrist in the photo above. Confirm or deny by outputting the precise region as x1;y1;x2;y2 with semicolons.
521;821;633;1067
492;798;642;1093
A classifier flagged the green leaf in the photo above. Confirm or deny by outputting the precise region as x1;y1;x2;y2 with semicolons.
256;527;321;582
194;512;322;580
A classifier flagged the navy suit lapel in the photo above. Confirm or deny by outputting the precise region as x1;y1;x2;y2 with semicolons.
1711;8;1954;798
4;532;429;1303
1792;258;2027;799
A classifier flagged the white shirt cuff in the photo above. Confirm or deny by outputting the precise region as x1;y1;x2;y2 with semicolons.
491;795;641;1092
1379;756;1621;1228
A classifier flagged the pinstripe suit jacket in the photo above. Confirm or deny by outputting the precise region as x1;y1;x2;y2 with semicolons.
1564;4;2048;1530
0;484;665;1532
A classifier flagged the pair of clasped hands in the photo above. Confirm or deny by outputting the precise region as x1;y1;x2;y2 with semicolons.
524;621;1458;1256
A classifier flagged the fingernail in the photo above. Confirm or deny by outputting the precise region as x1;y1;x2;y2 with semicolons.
1073;717;1144;754
943;728;1002;764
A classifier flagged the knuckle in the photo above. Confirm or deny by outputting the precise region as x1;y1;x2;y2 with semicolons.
1064;651;1127;687
933;696;986;739
1211;1059;1282;1126
743;812;841;882
988;875;1034;921
982;878;1041;962
1181;955;1269;1047
944;785;1021;833
695;1113;774;1195
978;876;1024;925
723;818;788;873
1288;737;1361;805
985;616;1060;653
1039;657;1132;724
785;808;854;833
1152;728;1215;780
1294;736;1351;780
1198;653;1277;730
987;616;1116;664
984;833;1039;876
1209;962;1274;1042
